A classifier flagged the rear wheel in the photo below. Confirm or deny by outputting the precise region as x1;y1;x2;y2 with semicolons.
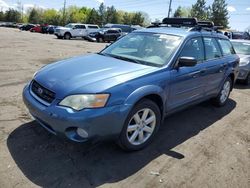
64;33;71;40
212;77;232;107
118;99;161;151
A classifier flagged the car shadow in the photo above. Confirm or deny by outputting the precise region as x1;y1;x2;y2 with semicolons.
7;99;236;187
234;82;250;90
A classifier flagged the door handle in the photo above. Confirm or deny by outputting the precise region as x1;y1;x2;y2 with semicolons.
200;69;206;74
189;70;201;78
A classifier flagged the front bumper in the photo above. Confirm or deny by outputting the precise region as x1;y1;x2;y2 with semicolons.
237;66;250;80
22;84;131;142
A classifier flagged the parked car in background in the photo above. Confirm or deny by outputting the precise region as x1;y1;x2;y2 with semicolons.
104;24;135;35
30;25;42;33
23;18;239;151
54;23;99;39
47;25;56;34
231;32;250;40
20;24;35;31
231;40;250;84
88;28;123;42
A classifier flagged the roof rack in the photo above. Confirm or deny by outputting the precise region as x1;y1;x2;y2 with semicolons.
147;18;221;32
162;18;197;27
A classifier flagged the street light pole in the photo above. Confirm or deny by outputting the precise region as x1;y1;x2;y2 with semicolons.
168;0;173;18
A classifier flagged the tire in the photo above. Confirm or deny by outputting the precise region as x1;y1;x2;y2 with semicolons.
243;73;250;85
64;33;71;40
212;77;232;107
118;99;161;151
97;37;103;43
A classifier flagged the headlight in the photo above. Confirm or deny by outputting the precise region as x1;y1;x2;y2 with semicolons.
59;94;110;111
240;60;249;66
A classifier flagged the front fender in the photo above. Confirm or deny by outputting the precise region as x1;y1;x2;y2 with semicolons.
124;85;165;106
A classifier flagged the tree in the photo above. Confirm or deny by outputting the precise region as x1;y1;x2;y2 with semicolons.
131;12;144;25
211;0;229;28
98;3;106;25
174;6;182;18
174;6;191;18
87;8;100;25
190;0;209;20
43;9;61;25
106;6;118;24
122;12;132;25
0;11;5;21
5;9;21;22
28;8;42;23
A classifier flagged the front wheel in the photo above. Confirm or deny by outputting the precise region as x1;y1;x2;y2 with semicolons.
64;33;71;40
118;99;161;151
212;77;232;107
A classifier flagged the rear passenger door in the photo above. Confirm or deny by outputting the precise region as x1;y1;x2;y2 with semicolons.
202;37;225;95
168;37;206;110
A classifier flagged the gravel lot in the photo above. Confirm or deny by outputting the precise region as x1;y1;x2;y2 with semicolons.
0;27;249;188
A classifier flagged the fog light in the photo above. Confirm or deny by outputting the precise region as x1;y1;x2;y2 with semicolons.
76;128;88;138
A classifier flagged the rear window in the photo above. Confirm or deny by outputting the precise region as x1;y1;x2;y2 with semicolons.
218;39;235;55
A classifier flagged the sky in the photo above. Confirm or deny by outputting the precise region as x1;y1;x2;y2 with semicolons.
1;0;250;31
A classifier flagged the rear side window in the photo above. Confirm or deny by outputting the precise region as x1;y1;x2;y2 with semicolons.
179;37;205;63
218;39;235;55
88;25;98;29
203;37;222;60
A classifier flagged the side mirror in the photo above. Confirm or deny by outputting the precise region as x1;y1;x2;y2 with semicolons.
177;57;197;67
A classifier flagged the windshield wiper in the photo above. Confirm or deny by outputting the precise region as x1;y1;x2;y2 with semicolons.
101;53;144;64
97;53;160;67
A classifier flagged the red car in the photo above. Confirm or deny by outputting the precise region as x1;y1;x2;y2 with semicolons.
30;25;42;33
30;24;48;33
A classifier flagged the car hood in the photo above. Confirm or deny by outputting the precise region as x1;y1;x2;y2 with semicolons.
34;54;156;99
238;54;250;66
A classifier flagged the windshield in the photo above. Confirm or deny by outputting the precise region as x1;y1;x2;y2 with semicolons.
101;32;182;67
65;24;73;28
231;41;250;55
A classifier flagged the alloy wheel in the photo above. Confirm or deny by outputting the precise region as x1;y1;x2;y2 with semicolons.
126;108;156;145
220;80;231;103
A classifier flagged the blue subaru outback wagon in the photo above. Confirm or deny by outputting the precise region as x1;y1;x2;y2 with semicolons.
23;18;239;151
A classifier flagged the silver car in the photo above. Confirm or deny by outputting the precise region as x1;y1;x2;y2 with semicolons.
231;40;250;85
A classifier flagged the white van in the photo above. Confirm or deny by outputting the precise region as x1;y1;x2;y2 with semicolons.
54;23;99;39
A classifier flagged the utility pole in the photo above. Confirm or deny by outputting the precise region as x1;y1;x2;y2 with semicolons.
167;0;172;18
62;0;66;25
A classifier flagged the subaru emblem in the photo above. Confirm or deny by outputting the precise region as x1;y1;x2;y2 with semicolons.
38;88;43;94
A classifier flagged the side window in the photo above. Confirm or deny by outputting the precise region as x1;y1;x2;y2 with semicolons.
179;37;205;63
73;25;79;29
107;30;119;34
203;37;222;60
218;39;235;55
80;25;86;29
88;25;98;29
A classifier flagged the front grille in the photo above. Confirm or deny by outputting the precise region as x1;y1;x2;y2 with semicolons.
31;80;55;104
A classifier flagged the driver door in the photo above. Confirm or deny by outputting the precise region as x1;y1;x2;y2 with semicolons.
168;37;206;111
